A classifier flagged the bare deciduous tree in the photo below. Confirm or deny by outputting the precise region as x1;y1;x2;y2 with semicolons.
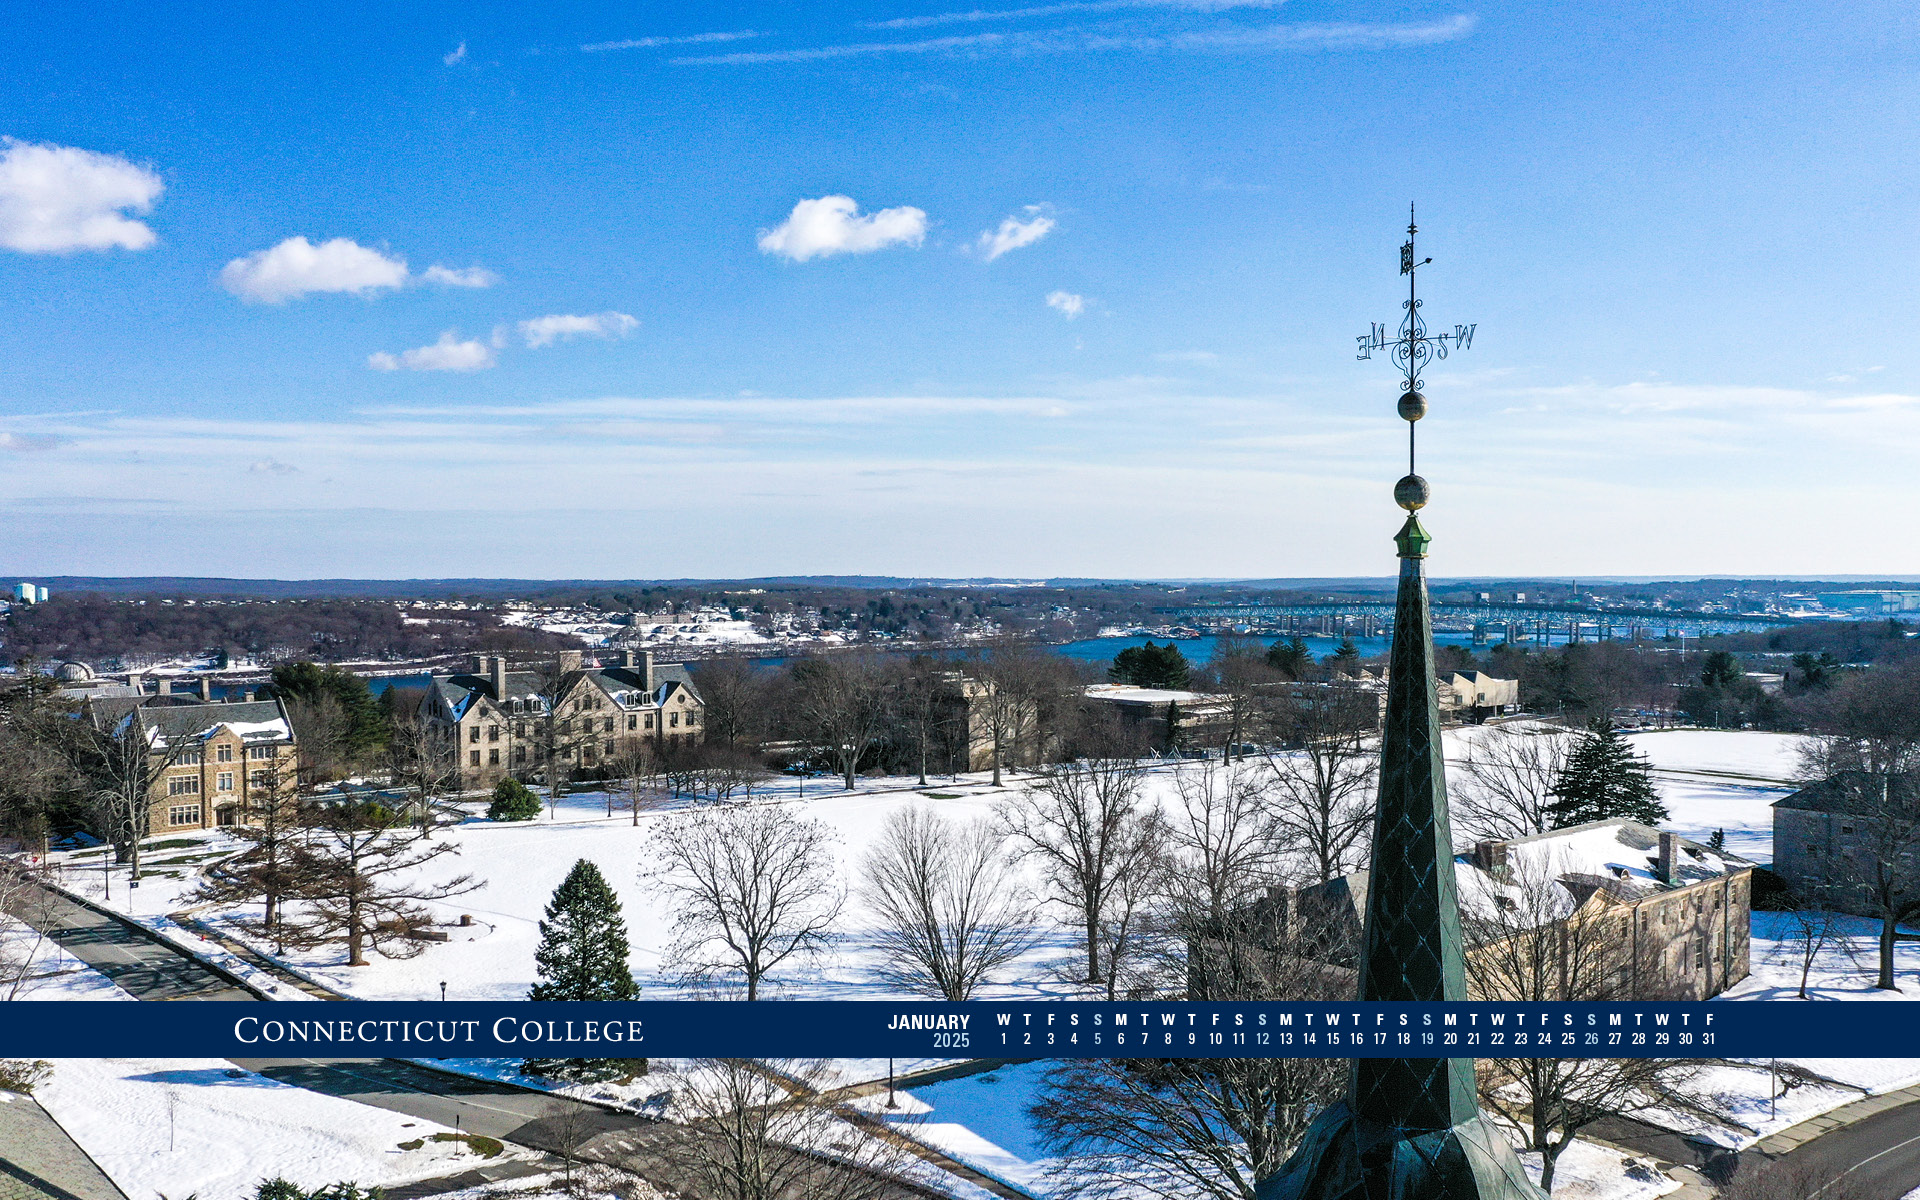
1034;1056;1345;1200
1770;887;1854;1000
789;654;893;790
0;861;61;1001
1258;690;1378;884
69;708;199;885
1454;721;1573;841
387;703;456;836
862;806;1035;999
279;799;479;966
999;755;1160;992
648;806;844;999
611;740;660;825
653;1058;914;1200
1463;852;1708;1193
192;753;307;951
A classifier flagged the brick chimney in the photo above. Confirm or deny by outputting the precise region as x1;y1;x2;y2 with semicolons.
642;649;655;692
1473;839;1508;878
1657;831;1676;885
198;676;213;702
490;655;508;701
558;649;583;674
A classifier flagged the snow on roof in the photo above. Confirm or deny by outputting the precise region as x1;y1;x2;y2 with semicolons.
1084;684;1221;705
1455;819;1753;924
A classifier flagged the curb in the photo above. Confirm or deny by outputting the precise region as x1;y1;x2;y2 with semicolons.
31;877;271;1001
1752;1079;1920;1156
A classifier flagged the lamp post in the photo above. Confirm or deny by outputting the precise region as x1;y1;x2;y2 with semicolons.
440;981;448;1001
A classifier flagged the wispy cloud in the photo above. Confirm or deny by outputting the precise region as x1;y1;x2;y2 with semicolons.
420;264;498;288
758;195;928;262
0;431;59;452
519;311;639;348
976;205;1055;259
866;0;1284;30
368;331;496;372
443;41;468;66
677;17;1474;64
1046;290;1086;317
582;30;762;52
0;139;163;255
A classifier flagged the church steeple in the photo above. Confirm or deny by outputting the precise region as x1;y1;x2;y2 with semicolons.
1256;213;1544;1200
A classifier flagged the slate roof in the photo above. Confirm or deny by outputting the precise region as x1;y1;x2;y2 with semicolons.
428;661;701;720
1772;771;1918;815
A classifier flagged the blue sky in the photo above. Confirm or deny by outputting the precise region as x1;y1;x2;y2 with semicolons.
1;1;1917;579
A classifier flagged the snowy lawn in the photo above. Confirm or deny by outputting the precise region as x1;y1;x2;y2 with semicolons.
0;915;135;1000
36;1058;529;1198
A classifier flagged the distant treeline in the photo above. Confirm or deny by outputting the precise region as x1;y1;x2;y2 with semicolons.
0;597;574;669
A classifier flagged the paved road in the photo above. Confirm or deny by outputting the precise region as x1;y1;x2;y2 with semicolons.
5;885;256;1001
1771;1099;1920;1199
232;1058;946;1200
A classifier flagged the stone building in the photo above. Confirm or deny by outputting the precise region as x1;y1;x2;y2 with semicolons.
1211;820;1752;1002
1080;683;1235;752
421;650;705;792
1771;772;1918;901
85;695;299;835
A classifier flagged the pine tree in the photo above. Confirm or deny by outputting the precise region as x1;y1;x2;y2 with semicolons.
1545;719;1668;828
488;778;541;822
529;859;638;1001
1265;636;1313;680
1330;638;1361;673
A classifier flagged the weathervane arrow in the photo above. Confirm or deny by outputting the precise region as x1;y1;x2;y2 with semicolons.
1355;204;1477;480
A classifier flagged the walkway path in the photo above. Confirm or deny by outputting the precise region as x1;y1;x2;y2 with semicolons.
0;1094;127;1200
3;884;257;1001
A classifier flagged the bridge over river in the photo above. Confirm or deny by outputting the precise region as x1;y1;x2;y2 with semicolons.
1157;601;1795;642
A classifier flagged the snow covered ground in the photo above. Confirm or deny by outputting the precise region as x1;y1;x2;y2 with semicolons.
35;1058;529;1198
0;915;135;1000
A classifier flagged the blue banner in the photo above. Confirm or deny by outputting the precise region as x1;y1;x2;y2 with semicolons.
1;1000;1913;1058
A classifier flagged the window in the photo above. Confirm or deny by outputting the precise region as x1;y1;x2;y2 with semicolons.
489;748;500;766
603;717;614;733
217;772;234;792
645;714;655;730
628;715;637;730
177;749;203;766
671;712;680;728
216;745;233;762
249;770;270;788
470;750;481;766
604;741;614;757
1841;824;1855;835
686;712;699;728
488;724;500;741
168;804;202;827
168;776;200;796
515;722;527;738
247;745;272;760
561;718;573;734
470;726;481;743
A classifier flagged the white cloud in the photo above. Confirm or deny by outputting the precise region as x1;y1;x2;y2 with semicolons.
582;30;761;51
443;41;467;65
221;237;410;303
0;138;163;254
519;311;639;348
249;459;298;475
0;431;58;452
757;195;928;262
368;331;496;372
1046;290;1086;318
420;264;498;288
976;205;1055;260
866;0;1285;29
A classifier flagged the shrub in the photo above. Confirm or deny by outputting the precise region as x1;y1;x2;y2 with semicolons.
488;778;542;821
0;1060;52;1094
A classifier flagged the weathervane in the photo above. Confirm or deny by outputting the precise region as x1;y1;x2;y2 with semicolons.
1355;204;1475;496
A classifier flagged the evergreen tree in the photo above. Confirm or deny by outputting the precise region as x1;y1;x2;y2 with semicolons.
1706;828;1726;853
1109;641;1191;689
1329;637;1361;673
1265;636;1312;680
488;778;541;821
529;859;639;1001
1545;719;1668;828
1699;650;1744;691
268;662;385;756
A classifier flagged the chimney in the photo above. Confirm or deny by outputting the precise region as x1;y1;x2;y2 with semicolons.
558;650;583;674
642;650;655;692
490;655;507;700
1657;831;1676;885
243;689;256;702
1474;840;1509;878
158;678;172;696
198;677;213;702
126;671;144;693
620;648;636;669
471;653;489;675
